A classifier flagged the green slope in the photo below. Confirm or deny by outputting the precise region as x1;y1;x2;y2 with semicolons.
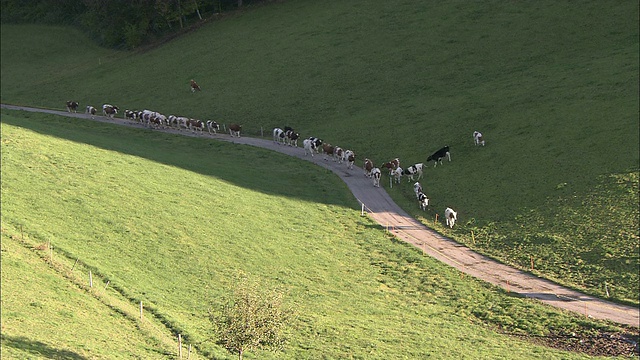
2;0;637;305
2;110;622;359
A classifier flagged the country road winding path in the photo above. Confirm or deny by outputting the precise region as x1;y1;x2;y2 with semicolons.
2;103;638;328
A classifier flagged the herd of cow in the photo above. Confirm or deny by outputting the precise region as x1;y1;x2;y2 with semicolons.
274;125;486;229
66;101;243;137
65;99;486;229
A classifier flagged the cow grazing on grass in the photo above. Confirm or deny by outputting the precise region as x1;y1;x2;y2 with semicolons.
273;128;286;144
285;130;300;147
427;146;451;167
344;150;355;169
404;163;424;181
207;120;220;134
417;192;429;211
229;124;242;137
190;79;201;92
371;168;382;187
363;158;374;177
85;106;96;119
445;207;457;228
473;131;485;146
102;104;119;118
66;101;79;113
413;182;423;199
381;158;400;174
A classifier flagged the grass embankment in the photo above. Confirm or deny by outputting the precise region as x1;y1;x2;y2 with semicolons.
2;110;627;359
1;0;637;305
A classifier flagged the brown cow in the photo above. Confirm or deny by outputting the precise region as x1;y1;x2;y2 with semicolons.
102;104;119;118
363;158;374;177
229;124;242;137
190;79;201;92
322;143;335;161
381;158;400;174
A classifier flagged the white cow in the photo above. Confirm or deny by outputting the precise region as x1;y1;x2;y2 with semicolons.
473;131;485;146
303;139;315;156
413;182;423;199
371;168;382;187
445;207;457;228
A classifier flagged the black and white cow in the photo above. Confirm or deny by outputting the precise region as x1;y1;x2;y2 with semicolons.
273;128;286;145
285;130;300;147
404;163;424;181
66;101;79;113
124;110;138;122
427;146;451;167
85;105;96;119
371;168;382;187
417;192;429;211
307;137;323;154
207;120;220;134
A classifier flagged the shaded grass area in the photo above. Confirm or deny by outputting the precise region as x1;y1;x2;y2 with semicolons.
2;110;631;359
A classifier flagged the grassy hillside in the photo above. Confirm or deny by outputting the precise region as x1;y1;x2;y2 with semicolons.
2;110;627;359
2;0;637;305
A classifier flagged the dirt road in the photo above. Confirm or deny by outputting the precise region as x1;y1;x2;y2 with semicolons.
3;104;638;327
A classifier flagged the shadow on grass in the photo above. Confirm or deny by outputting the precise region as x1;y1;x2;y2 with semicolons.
1;334;87;359
1;109;355;208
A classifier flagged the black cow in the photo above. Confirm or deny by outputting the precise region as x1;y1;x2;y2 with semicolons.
427;146;451;167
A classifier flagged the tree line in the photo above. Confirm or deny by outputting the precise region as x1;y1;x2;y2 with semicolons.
1;0;268;49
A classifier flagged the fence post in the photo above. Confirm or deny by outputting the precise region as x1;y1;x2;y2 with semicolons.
361;203;365;216
140;301;143;320
89;271;93;288
178;334;183;359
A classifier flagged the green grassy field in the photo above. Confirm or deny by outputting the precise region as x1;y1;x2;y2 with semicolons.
1;0;638;357
1;0;637;306
1;110;625;359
